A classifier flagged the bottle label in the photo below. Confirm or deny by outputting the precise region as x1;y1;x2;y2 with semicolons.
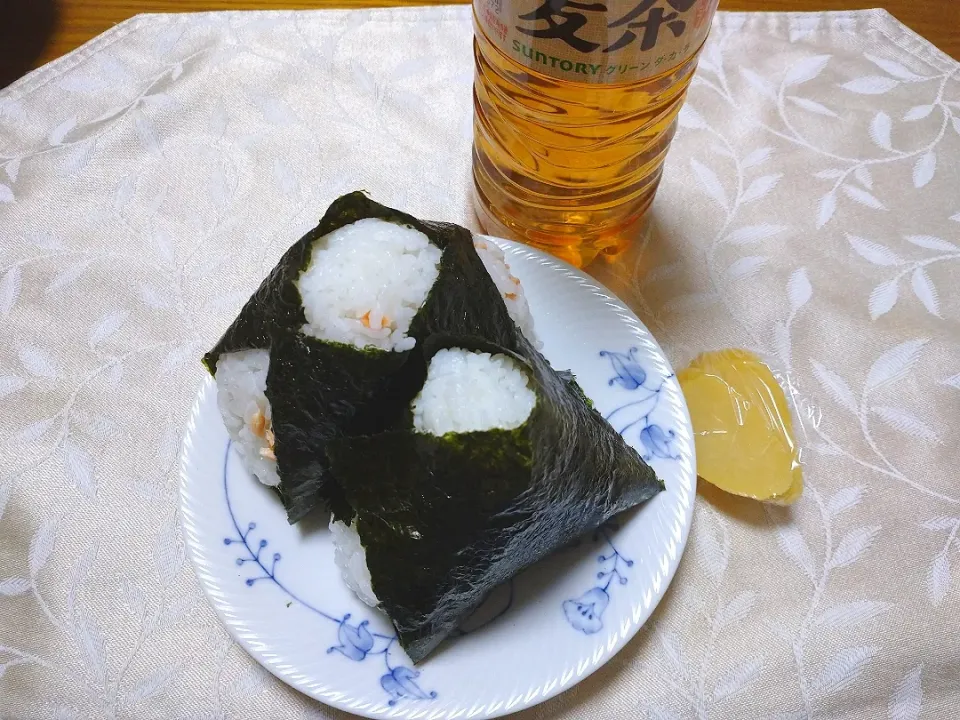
475;0;719;84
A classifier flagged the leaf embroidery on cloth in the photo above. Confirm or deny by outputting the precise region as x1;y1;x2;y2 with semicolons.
1;10;958;719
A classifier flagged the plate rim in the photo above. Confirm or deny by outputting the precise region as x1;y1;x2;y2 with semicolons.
180;235;696;718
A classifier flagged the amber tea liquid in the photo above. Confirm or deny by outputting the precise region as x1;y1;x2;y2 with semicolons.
473;0;719;267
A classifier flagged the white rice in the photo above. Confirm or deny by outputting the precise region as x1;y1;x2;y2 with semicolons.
217;224;538;494
297;218;442;352
330;518;379;607
473;238;539;347
411;348;536;436
214;349;280;487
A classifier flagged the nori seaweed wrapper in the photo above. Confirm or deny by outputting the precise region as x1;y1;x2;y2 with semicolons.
202;192;523;523
326;333;664;663
202;191;518;372
265;332;411;522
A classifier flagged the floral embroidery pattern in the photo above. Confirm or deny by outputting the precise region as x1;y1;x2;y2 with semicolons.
1;8;957;718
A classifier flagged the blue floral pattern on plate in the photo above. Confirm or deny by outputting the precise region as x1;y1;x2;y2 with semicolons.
563;524;634;634
601;347;679;462
180;240;698;718
563;348;677;634
221;442;436;707
223;347;679;658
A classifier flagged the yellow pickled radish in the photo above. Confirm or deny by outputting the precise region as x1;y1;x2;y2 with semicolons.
769;472;804;505
678;349;803;504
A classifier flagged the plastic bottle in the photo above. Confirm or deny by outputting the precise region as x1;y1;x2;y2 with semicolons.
473;0;719;267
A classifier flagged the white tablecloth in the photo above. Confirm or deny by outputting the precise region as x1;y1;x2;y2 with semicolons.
1;7;958;719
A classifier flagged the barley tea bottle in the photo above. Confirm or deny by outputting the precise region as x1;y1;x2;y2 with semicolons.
473;0;719;267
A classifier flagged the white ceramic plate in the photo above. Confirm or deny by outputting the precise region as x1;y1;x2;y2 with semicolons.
180;237;696;719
